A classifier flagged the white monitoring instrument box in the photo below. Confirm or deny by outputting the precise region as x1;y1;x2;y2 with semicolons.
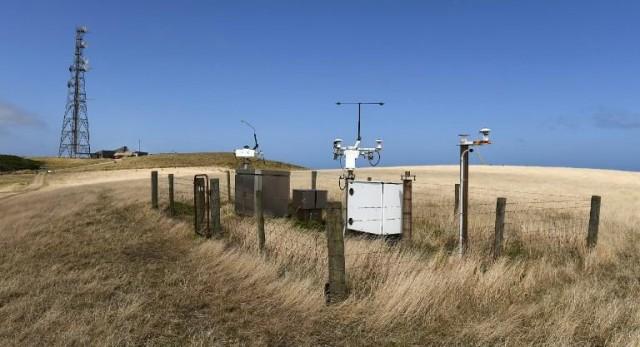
235;148;256;158
346;180;403;235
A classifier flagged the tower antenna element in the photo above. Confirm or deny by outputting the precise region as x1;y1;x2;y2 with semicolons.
58;25;91;158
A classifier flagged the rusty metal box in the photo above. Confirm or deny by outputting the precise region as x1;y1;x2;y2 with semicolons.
235;169;290;217
291;189;328;210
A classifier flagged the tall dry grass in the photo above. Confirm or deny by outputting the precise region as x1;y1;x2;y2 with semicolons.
1;165;639;345
213;167;640;344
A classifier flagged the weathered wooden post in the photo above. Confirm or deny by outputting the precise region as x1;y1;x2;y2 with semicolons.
587;195;601;249
402;171;413;241
151;171;158;209
325;201;347;304
168;174;175;216
311;170;318;190
493;197;506;260
210;178;221;236
194;176;207;236
226;170;232;203
256;189;265;253
454;183;460;216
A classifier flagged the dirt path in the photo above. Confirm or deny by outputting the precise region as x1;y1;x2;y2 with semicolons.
0;172;47;201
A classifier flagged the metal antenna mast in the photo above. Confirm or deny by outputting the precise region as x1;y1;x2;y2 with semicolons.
336;102;384;141
58;26;91;158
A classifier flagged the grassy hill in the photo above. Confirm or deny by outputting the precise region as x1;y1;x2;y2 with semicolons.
0;154;41;172
33;152;304;172
2;165;639;344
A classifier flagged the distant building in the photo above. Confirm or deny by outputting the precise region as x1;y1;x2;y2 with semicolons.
92;150;116;159
91;146;148;159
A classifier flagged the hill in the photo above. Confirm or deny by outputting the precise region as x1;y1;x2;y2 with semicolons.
0;165;639;345
33;152;304;172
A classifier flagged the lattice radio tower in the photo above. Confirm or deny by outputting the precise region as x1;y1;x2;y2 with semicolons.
58;26;91;158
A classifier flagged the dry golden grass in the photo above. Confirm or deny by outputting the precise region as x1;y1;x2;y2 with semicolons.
33;152;303;173
1;164;639;345
29;156;112;170
0;172;35;189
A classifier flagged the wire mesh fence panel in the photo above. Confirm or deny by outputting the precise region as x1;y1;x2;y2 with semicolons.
405;179;596;258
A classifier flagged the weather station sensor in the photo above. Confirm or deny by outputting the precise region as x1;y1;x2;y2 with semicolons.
332;102;384;182
234;120;264;169
331;102;402;236
457;127;493;256
459;128;491;146
233;121;291;219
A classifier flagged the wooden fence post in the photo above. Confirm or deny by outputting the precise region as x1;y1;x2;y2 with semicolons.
311;170;318;190
168;174;175;215
493;197;507;260
454;183;460;216
151;171;158;209
226;170;232;203
325;201;347;304
194;177;208;237
587;195;601;249
210;178;221;236
402;171;413;241
256;189;265;253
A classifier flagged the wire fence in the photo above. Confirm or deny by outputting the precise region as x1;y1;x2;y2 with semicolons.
155;172;234;208
289;170;597;256
147;169;605;304
152;169;599;281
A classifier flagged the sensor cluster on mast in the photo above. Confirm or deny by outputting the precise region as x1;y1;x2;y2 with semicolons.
234;120;264;169
332;102;384;182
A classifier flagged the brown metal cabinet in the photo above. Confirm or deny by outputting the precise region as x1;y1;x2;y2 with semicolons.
291;189;328;222
235;169;290;217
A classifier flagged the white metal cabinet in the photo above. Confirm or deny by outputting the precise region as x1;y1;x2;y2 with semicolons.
382;183;403;235
347;181;403;235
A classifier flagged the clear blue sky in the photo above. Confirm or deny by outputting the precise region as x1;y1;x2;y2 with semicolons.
1;0;639;170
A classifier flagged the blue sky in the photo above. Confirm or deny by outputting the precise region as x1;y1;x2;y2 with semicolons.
1;0;639;170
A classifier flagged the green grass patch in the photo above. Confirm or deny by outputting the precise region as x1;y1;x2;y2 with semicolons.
0;154;41;172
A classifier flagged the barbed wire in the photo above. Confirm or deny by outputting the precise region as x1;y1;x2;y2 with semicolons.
349;218;402;222
467;186;585;199
347;258;427;270
412;182;454;188
344;250;393;256
467;203;591;215
505;199;590;205
505;204;591;213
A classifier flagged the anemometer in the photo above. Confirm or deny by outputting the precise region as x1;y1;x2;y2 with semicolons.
332;102;384;188
235;120;264;169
